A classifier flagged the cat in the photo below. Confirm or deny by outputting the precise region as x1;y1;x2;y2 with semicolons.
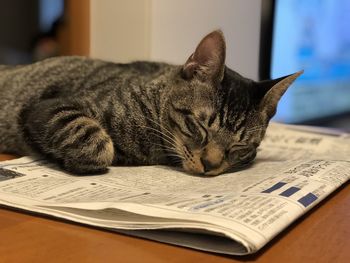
0;30;302;176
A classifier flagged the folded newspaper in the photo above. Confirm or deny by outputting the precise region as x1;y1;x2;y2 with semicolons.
0;123;349;255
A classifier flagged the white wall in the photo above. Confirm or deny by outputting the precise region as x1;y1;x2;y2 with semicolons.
150;0;261;79
90;0;151;62
90;0;262;80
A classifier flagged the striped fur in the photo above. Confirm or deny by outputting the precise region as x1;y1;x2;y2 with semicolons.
0;31;301;175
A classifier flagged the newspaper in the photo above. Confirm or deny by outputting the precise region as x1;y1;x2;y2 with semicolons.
0;123;349;255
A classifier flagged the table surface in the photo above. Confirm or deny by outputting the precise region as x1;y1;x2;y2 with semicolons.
0;154;349;263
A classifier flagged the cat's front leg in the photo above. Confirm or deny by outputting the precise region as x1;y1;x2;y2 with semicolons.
19;99;114;174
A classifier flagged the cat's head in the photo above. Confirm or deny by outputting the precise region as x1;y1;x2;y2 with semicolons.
163;30;302;176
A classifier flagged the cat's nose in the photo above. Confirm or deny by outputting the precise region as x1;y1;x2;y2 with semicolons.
201;156;222;173
201;143;224;173
201;157;217;173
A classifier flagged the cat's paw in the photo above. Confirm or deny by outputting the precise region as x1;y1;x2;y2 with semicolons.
63;135;114;174
57;119;115;174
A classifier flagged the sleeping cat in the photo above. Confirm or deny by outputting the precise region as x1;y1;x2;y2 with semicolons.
0;30;302;176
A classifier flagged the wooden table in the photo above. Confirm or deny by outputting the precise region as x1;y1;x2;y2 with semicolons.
0;154;349;263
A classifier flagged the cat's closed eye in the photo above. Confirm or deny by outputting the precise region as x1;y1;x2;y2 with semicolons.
208;113;217;127
228;146;255;163
184;117;198;135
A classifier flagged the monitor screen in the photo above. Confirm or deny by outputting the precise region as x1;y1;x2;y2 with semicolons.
268;0;350;123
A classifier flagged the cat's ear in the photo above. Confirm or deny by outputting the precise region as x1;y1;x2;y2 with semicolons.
257;71;303;118
182;30;226;82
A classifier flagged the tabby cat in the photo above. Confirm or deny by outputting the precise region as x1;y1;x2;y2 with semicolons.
0;31;302;175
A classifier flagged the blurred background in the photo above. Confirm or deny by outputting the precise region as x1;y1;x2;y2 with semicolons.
0;0;349;131
0;0;88;63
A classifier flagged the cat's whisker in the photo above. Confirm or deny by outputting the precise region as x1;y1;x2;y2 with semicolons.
142;143;185;164
146;137;181;152
134;112;176;140
156;141;186;161
137;124;178;145
134;111;189;164
152;143;186;162
155;150;185;162
145;116;175;138
146;130;178;149
164;154;186;160
149;141;179;154
246;125;264;133
153;149;185;163
165;156;185;166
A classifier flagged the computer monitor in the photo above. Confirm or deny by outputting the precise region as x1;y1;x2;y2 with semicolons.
259;0;350;125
